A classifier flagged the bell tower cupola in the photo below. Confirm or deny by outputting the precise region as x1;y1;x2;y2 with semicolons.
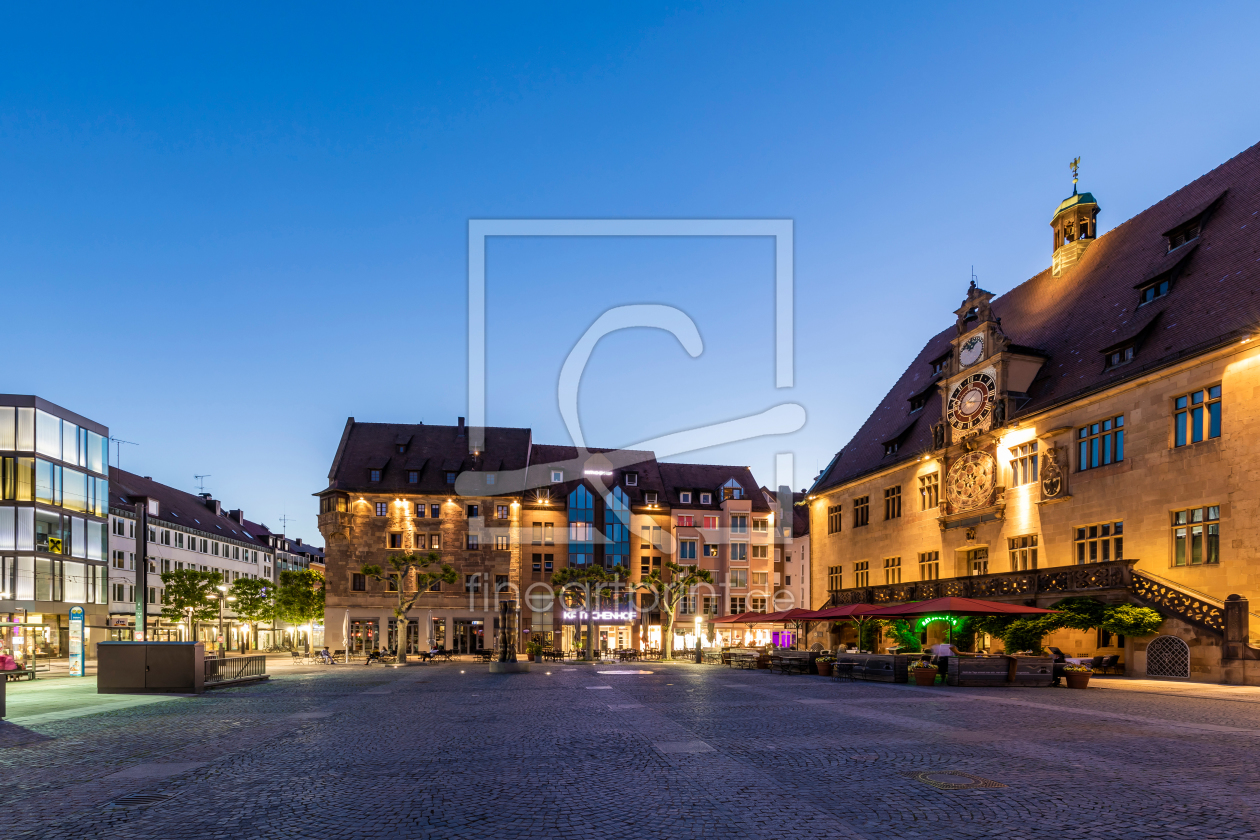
1051;157;1100;277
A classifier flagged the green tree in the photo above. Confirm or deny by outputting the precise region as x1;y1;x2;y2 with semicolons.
972;598;1166;655
229;577;275;651
159;569;222;642
551;563;621;661
1099;604;1164;638
361;552;457;662
633;561;714;660
275;569;326;647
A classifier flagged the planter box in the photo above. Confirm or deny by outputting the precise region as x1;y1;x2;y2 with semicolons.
816;662;833;677
1006;655;1054;687
947;656;1010;687
912;669;937;686
1065;672;1091;689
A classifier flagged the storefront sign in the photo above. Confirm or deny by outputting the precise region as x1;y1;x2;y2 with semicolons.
562;609;637;623
68;606;85;677
915;614;962;631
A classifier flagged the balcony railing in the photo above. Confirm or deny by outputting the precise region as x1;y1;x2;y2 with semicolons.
828;559;1134;606
204;654;268;685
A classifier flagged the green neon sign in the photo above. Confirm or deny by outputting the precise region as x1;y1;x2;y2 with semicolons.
915;614;961;631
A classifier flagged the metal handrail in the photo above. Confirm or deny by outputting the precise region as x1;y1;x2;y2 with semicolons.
204;654;267;683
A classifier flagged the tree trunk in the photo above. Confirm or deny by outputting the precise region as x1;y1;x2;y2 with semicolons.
397;616;408;663
585;585;596;661
662;613;673;660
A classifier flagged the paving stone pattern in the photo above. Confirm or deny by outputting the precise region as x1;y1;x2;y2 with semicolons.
5;664;1260;838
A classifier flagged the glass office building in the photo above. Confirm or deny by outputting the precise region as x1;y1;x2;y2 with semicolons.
0;395;109;670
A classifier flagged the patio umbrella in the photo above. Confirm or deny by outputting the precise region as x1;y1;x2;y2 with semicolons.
427;609;434;648
862;597;1058;618
341;610;350;663
809;603;883;652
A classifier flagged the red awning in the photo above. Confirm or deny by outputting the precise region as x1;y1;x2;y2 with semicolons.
712;611;762;624
862;596;1058;619
808;603;883;619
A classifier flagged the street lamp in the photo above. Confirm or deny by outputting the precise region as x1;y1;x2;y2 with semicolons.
206;585;236;658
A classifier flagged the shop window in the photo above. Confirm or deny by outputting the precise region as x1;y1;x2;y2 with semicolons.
1174;386;1221;447
1173;506;1220;566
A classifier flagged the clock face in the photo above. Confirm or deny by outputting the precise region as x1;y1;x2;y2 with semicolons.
948;370;996;432
959;334;985;367
946;451;997;512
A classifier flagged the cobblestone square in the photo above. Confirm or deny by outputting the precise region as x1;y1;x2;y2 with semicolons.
5;663;1260;839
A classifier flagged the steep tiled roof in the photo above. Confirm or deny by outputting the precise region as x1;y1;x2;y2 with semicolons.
814;140;1260;494
524;444;662;506
656;462;770;512
108;468;273;549
326;421;532;495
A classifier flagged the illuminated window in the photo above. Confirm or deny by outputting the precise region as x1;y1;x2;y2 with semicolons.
827;504;842;534
884;486;901;520
751;544;768;559
1007;535;1038;570
918;551;939;580
375;502;387;517
702;544;718;558
494;535;509;550
1010;442;1039;486
1074;521;1122;564
854;561;869;588
1173;507;1220;566
883;556;901;584
918;473;939;510
729;569;747;588
1078;415;1124;469
853;496;869;528
1174;386;1221;447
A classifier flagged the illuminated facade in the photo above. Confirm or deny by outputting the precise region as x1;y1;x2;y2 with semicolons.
318;421;790;655
809;143;1260;681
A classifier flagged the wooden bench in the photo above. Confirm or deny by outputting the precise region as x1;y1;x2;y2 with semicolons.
2;667;35;682
770;653;812;675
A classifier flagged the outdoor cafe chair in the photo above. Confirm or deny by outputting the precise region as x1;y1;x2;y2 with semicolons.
1097;655;1121;675
831;660;856;682
1090;655;1106;671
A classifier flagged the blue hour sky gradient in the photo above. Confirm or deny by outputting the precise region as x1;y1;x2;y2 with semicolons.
3;3;1259;546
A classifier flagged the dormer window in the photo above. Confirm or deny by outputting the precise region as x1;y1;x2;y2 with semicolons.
407;471;419;484
645;491;658;505
1138;277;1171;306
370;470;381;482
1166;219;1201;252
720;479;744;500
445;472;457;484
1106;345;1135;369
486;473;496;485
550;469;564;483
909;393;928;413
397;445;406;453
624;472;638;486
884;441;900;457
680;491;691;504
700;492;712;505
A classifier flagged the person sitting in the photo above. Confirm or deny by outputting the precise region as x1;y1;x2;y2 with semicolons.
317;647;336;664
365;648;384;665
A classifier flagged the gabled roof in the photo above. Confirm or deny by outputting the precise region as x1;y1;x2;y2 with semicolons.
524;444;663;507
656;462;770;512
324;421;532;496
108;468;276;549
814;140;1260;495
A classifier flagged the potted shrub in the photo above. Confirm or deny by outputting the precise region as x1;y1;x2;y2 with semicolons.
816;655;835;677
525;639;545;662
911;660;938;686
1063;664;1092;689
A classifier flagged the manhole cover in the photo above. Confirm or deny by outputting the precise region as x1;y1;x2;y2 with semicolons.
902;771;1005;790
110;793;175;808
597;670;655;675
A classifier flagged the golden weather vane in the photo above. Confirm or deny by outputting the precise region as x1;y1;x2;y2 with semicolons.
1070;156;1081;186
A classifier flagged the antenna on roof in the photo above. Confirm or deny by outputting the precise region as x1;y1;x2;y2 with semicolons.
1070;156;1081;193
970;265;978;290
109;437;138;469
279;512;294;536
194;474;212;494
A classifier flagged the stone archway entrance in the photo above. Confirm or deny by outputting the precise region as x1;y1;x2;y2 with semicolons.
1146;635;1190;679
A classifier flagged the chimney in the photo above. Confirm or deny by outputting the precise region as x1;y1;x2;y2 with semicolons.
228;509;245;524
202;496;221;516
295;537;303;546
457;416;465;436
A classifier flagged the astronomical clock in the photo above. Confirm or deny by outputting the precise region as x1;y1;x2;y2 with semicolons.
946;367;996;440
945;450;997;512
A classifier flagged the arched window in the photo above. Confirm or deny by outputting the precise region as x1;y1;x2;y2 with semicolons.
605;486;631;570
567;485;593;565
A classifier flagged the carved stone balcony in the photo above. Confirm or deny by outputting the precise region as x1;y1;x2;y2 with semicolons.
829;560;1134;608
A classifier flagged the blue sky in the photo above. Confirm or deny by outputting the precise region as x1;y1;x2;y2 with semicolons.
4;3;1259;546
